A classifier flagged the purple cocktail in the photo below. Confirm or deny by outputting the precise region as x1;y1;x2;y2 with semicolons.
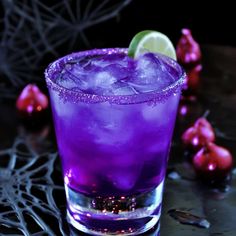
45;48;185;235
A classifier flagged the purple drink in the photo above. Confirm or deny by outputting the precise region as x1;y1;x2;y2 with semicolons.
45;48;185;235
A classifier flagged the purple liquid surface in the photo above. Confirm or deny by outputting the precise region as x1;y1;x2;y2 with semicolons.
46;48;185;197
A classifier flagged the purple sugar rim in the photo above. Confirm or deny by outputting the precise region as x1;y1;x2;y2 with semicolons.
45;48;186;105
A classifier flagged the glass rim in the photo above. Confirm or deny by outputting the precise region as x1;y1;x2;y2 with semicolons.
45;48;186;105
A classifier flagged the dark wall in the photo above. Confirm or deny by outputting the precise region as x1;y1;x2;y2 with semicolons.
0;0;235;97
88;1;235;48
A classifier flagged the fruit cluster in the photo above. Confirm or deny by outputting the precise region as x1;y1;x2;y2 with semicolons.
182;117;233;183
176;28;202;94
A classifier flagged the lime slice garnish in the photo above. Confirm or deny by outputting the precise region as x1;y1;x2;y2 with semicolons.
128;30;176;60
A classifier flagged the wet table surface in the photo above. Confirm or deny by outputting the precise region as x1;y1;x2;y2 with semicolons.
0;45;236;236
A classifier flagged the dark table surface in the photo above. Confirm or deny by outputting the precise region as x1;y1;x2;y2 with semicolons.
0;45;236;236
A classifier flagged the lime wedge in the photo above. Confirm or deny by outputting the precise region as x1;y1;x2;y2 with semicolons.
128;30;176;60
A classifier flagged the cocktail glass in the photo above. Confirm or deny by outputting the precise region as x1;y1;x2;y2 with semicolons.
45;48;185;235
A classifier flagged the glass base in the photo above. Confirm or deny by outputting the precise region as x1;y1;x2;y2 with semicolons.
65;180;164;235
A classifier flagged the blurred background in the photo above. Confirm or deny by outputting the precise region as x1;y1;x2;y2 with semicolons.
0;2;236;235
0;0;235;98
92;1;236;47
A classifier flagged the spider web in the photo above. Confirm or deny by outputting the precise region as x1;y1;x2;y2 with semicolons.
0;135;68;235
0;0;132;98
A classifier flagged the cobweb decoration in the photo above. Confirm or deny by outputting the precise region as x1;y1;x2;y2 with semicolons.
0;0;132;98
0;136;68;235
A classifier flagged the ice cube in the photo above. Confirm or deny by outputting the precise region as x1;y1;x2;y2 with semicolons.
136;53;163;82
56;72;80;90
91;54;129;69
112;84;138;95
111;170;138;190
58;61;91;91
104;63;130;80
142;103;166;122
68;63;88;79
57;54;137;95
130;53;176;92
113;175;136;190
88;66;134;95
92;119;133;146
88;104;135;146
101;151;143;191
92;71;117;89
